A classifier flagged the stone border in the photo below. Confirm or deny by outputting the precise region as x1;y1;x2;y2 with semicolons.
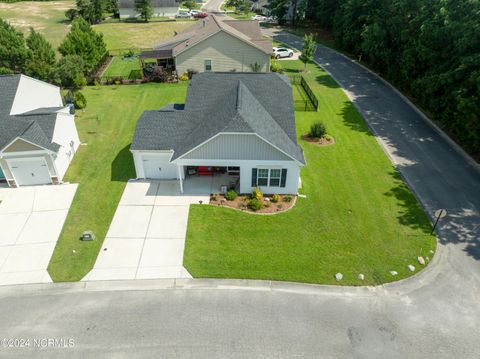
206;195;298;216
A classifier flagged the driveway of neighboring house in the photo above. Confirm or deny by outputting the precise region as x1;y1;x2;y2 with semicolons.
83;180;210;281
0;184;77;286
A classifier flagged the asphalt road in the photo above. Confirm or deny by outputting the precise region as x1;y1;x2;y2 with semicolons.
1;10;479;359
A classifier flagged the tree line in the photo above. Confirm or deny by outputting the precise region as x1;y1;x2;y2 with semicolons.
269;0;480;157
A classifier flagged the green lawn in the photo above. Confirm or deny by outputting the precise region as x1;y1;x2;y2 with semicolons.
48;83;189;282
0;1;195;52
101;56;142;79
0;0;74;50
228;11;256;20
93;21;195;50
183;60;436;286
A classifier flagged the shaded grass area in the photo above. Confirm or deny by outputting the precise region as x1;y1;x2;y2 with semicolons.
184;60;436;285
101;56;142;79
48;83;188;281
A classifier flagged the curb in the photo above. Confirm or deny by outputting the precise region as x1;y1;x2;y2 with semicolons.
0;243;443;299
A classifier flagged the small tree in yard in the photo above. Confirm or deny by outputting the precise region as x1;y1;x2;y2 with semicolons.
25;28;56;82
299;33;316;71
135;0;153;22
55;55;87;89
182;0;196;11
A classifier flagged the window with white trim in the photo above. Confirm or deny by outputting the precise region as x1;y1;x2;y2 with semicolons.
257;168;269;186
204;59;212;72
269;169;281;187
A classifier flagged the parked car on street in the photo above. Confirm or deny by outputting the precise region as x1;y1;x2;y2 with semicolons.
176;12;191;18
251;15;267;21
190;10;201;15
193;12;208;18
272;47;294;59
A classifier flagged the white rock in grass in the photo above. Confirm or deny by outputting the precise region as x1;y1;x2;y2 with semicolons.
408;265;416;272
426;256;430;262
429;250;434;254
335;273;343;281
357;274;365;281
418;256;426;265
389;271;398;276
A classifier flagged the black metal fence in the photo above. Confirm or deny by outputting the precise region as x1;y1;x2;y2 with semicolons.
289;74;319;112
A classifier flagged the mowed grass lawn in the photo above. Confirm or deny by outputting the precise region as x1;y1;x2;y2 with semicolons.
48;83;189;281
0;1;194;51
0;0;74;50
183;60;436;285
101;56;141;79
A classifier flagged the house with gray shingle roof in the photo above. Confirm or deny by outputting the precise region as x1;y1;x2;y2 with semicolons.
131;72;305;194
0;75;80;187
139;15;272;76
117;0;181;19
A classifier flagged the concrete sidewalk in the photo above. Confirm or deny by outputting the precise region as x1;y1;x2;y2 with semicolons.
83;181;210;281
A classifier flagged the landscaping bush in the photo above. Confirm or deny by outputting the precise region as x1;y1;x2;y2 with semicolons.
225;190;237;201
187;68;198;79
283;195;292;203
310;122;327;138
179;73;189;81
211;193;219;201
73;91;87;109
270;59;283;73
247;198;262;211
252;187;263;201
271;194;280;203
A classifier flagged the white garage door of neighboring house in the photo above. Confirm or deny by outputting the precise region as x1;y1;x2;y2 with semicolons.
141;154;177;179
8;158;52;186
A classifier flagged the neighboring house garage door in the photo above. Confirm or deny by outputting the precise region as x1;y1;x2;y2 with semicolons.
8;158;52;186
141;153;177;179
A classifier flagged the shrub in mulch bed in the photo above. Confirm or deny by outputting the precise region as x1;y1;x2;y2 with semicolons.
209;194;296;214
302;133;335;146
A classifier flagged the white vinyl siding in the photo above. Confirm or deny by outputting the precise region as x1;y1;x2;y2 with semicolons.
175;31;270;74
181;134;292;161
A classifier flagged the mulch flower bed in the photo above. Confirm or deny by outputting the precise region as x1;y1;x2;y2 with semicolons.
209;194;296;214
302;134;335;146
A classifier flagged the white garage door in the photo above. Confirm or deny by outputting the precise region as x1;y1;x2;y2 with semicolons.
8;158;52;186
141;154;177;179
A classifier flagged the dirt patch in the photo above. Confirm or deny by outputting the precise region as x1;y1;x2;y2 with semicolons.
302;134;336;147
209;194;296;214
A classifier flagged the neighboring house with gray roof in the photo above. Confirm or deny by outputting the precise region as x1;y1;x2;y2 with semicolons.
0;75;80;187
139;15;272;75
131;72;305;194
117;0;181;18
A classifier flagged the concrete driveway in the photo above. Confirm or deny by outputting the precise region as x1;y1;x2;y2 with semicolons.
83;180;210;281
0;184;77;286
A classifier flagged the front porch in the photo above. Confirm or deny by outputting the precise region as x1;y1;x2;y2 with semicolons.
179;166;241;195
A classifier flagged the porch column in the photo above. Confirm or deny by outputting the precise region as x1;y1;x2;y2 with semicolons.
177;165;183;193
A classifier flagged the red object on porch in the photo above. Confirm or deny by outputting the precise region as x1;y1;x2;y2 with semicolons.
197;166;214;176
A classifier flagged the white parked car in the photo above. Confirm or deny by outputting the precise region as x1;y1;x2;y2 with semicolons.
189;10;201;15
176;12;191;18
251;15;267;21
273;47;294;59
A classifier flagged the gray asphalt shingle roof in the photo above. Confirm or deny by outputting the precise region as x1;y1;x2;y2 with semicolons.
0;75;62;152
131;72;305;164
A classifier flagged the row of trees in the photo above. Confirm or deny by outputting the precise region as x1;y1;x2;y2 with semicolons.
66;0;119;24
0;17;107;90
270;0;480;155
